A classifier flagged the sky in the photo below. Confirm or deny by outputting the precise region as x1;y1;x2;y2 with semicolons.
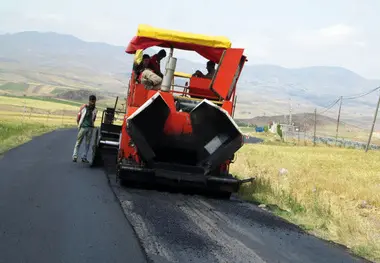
0;0;379;79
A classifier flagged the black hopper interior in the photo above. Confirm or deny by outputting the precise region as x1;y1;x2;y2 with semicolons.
190;100;243;172
127;94;243;171
127;93;200;166
127;93;170;165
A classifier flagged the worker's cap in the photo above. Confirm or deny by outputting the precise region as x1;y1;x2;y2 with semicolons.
89;95;97;101
207;60;216;67
158;49;167;57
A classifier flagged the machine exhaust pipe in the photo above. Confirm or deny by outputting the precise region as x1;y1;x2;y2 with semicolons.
161;56;177;92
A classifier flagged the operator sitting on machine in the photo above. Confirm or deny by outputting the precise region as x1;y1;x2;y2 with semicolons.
133;53;151;82
192;60;216;79
140;49;167;90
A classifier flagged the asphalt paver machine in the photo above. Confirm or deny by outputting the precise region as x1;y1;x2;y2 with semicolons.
90;24;255;198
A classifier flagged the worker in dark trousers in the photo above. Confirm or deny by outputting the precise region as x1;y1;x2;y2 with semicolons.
72;95;98;163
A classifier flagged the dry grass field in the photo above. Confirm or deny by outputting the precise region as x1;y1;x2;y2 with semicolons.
231;132;380;262
0;95;124;153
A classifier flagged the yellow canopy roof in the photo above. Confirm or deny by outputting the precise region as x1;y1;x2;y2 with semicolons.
136;24;232;49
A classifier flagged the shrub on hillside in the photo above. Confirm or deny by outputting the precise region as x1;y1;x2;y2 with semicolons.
277;124;283;140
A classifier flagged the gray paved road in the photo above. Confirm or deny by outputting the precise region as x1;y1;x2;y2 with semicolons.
243;135;264;144
0;129;147;263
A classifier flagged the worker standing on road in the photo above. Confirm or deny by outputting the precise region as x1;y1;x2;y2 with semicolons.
72;95;98;163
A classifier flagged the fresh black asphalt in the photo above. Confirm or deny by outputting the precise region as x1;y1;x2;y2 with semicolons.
0;129;372;263
0;129;147;263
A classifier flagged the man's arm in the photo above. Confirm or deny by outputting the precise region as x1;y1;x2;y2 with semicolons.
76;104;86;124
133;62;142;71
204;71;215;79
150;65;163;78
192;70;205;78
148;55;163;78
92;109;97;123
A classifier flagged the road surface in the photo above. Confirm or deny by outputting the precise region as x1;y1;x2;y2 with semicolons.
0;129;147;263
243;135;264;144
0;129;371;263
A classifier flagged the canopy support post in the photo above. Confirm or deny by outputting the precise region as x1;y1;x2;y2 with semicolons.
161;47;176;92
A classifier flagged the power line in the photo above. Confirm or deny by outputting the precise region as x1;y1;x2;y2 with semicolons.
318;98;341;114
343;86;380;100
312;86;380;114
319;97;341;109
241;86;380;122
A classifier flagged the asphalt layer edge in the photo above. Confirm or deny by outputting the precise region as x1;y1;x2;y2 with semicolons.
254;204;373;262
101;165;153;263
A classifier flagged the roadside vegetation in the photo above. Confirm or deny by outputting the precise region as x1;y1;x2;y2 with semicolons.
0;94;123;153
231;130;380;262
0;96;80;154
0;122;68;154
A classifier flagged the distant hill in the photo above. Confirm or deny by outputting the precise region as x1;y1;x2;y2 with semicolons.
0;31;133;95
238;65;380;109
56;89;106;101
0;31;379;127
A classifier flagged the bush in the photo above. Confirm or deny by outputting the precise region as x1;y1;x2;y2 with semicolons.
277;124;283;140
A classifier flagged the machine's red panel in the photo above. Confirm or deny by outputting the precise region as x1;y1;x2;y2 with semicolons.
147;90;176;111
127;107;138;116
188;77;219;100
222;101;233;115
121;106;137;159
132;84;149;107
164;112;192;135
210;48;244;100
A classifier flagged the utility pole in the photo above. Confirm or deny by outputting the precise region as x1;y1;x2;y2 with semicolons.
289;98;292;126
365;92;380;152
313;108;317;146
303;121;307;146
335;96;343;145
298;127;300;145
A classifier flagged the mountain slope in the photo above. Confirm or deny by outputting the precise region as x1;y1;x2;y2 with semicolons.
0;31;379;124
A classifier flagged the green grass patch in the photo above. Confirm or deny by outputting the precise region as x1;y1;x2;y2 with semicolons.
0;121;71;154
239;126;254;133
50;87;68;95
0;82;29;92
1;94;83;107
1;94;110;109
